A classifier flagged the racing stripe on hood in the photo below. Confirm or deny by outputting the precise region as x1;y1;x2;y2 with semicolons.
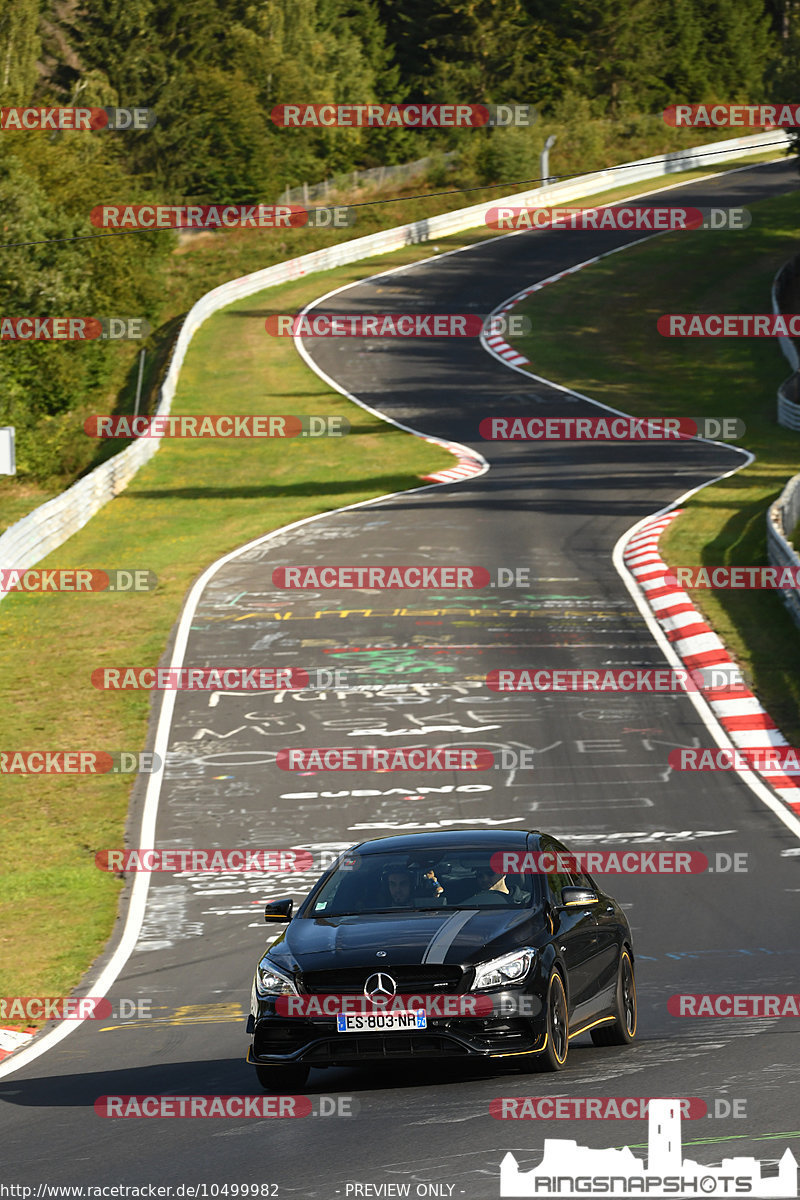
421;910;479;963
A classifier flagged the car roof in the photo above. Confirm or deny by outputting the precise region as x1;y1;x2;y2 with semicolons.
348;829;544;855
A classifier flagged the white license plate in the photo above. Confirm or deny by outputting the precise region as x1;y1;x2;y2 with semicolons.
336;1010;426;1033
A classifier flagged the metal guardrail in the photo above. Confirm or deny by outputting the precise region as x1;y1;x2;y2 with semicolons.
767;253;800;625
772;255;800;429
768;475;800;627
0;129;787;599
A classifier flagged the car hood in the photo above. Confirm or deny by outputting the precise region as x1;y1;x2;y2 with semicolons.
270;907;538;971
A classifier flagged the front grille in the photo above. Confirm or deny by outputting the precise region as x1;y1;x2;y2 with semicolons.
302;1034;467;1061
300;966;464;994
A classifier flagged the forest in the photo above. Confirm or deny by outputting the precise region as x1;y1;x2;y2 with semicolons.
1;0;798;481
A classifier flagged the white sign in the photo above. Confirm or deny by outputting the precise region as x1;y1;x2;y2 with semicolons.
0;428;14;475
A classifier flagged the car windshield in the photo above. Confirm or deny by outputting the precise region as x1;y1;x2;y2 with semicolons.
305;848;542;917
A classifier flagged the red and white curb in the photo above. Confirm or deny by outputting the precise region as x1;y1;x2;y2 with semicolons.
484;259;606;369
0;1026;36;1062
483;319;531;368
421;437;484;483
624;510;800;813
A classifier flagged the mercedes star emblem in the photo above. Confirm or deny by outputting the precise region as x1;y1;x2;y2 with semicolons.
364;972;397;1005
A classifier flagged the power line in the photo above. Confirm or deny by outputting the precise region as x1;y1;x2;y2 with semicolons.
0;137;790;250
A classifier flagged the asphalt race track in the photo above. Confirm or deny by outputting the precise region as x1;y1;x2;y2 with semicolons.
2;159;800;1196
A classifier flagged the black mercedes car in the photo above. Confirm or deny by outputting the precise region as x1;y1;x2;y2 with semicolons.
246;829;636;1089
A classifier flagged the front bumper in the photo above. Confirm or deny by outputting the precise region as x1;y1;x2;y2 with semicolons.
247;989;546;1066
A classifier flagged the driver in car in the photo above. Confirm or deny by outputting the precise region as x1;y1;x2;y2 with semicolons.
382;867;447;908
463;864;527;905
384;868;415;907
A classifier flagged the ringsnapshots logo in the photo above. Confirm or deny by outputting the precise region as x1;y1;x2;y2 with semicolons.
264;313;531;338
0;107;156;131
90;204;353;229
484;206;750;232
499;1098;798;1197
479;416;745;440
0;317;151;340
270;103;534;128
84;415;348;439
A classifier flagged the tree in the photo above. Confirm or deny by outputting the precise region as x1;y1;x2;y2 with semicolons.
0;0;41;105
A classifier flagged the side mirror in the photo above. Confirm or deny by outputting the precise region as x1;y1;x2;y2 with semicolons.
264;898;293;922
560;887;598;909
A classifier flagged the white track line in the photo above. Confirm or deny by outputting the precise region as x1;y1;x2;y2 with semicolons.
0;154;786;1076
476;165;800;841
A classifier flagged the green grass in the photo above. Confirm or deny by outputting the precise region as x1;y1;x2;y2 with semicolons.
0;148;791;1022
0;142;784;528
0;253;460;1017
508;188;800;741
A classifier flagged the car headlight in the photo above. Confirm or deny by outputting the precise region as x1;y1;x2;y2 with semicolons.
255;958;298;997
470;948;537;990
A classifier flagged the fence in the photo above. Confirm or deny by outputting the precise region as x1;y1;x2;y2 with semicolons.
0;128;787;599
280;153;458;205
